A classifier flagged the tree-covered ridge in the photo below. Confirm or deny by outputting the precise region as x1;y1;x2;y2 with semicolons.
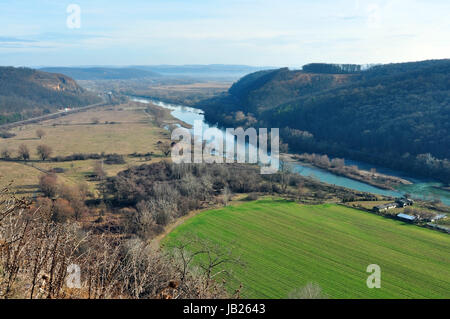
0;67;101;124
198;59;450;183
302;63;362;74
227;67;358;113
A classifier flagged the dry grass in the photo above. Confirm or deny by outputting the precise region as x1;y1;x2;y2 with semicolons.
0;102;173;196
348;200;392;209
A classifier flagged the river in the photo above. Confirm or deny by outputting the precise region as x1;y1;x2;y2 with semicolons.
132;97;450;206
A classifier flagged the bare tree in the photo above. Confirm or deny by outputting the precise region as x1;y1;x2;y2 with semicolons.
36;129;46;140
1;147;11;159
18;144;30;161
297;180;307;199
38;173;59;198
93;160;106;180
222;186;231;206
288;282;327;299
36;144;53;161
169;234;244;292
279;162;293;193
1;188;231;299
414;210;436;222
330;158;345;169
157;141;173;157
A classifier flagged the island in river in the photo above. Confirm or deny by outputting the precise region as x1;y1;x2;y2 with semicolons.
281;153;413;191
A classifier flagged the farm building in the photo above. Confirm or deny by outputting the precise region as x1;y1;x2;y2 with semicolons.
373;202;398;212
373;197;415;212
395;198;414;207
397;213;417;222
431;214;447;222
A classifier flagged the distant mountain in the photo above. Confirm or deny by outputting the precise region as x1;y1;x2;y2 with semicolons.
0;67;101;124
39;65;275;81
198;60;450;182
131;64;276;78
39;67;161;80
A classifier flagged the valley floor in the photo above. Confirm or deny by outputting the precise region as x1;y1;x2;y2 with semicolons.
0;101;174;197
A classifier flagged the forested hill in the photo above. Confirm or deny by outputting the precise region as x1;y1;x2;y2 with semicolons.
0;67;101;124
198;60;450;182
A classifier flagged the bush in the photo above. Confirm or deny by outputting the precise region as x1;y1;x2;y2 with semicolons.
36;144;53;160
104;154;126;165
38;174;58;197
288;282;327;299
50;167;66;173
245;193;259;201
51;198;75;223
36;129;46;139
17;144;30;160
0;131;16;139
1;147;11;159
51;153;102;162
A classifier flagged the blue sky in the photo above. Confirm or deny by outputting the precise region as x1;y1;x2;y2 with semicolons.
0;0;449;67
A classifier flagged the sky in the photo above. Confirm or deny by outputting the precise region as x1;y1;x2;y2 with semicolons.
0;0;449;67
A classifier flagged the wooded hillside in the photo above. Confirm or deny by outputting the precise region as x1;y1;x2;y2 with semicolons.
198;60;450;182
0;67;101;124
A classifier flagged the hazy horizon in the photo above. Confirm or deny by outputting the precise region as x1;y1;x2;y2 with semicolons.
11;60;449;70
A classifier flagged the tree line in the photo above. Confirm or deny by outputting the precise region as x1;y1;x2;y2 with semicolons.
198;60;450;184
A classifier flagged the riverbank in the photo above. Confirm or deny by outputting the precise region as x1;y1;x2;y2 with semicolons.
134;96;450;206
131;97;192;129
433;185;450;193
282;153;413;191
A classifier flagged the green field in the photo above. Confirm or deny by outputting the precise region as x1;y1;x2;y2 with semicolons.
164;199;450;299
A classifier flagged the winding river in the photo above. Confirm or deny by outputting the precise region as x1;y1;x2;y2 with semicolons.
132;97;450;206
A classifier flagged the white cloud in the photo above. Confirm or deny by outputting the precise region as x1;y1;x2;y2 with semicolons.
0;0;449;66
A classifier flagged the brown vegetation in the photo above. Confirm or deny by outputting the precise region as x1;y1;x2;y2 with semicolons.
36;144;53;160
0;148;11;159
289;153;412;190
36;129;46;139
104;161;379;240
17;144;30;161
0;186;231;299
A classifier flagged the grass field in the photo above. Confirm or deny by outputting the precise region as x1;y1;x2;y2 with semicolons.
164;199;450;299
0;102;172;196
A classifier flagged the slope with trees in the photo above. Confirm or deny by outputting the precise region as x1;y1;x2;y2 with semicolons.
0;67;101;124
198;60;450;183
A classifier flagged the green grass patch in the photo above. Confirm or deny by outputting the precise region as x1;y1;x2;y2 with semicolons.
164;199;450;299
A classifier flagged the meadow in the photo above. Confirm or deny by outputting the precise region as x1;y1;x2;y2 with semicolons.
164;199;450;299
0;102;172;196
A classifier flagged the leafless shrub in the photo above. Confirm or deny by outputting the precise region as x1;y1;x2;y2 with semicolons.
93;161;106;181
157;141;172;157
245;193;259;201
38;173;58;198
222;186;231;206
1;187;229;299
17;144;30;161
288;282;328;299
36;144;53;161
1;148;11;159
168;233;244;297
36;129;46;140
